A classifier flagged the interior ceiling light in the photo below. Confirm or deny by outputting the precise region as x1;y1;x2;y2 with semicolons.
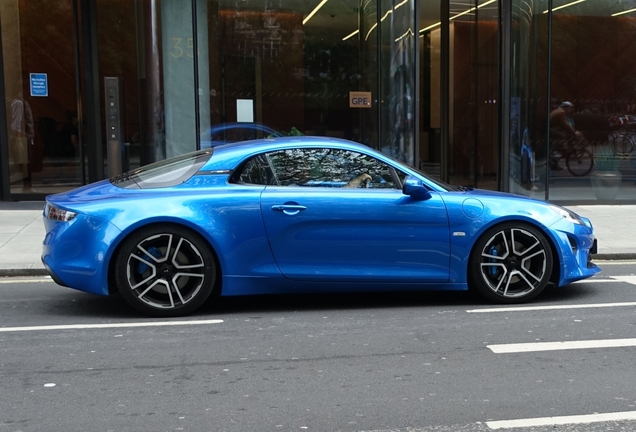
357;0;410;40
303;0;329;25
612;7;636;16
419;0;497;35
543;0;586;14
395;28;414;43
343;29;359;41
450;0;497;21
420;22;441;33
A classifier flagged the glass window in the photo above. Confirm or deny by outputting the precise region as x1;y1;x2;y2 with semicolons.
236;154;277;185
197;1;377;150
508;0;636;202
419;0;442;180
1;0;83;196
448;0;499;189
234;148;405;189
112;150;212;189
506;0;547;198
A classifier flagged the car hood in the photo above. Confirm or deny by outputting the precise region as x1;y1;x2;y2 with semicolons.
462;188;537;201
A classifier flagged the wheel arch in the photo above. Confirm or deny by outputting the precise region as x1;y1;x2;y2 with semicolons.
106;220;223;297
467;218;561;286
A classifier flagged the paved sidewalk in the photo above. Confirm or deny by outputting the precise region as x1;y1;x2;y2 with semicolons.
0;202;634;277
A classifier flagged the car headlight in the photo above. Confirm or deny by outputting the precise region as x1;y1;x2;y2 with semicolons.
45;203;78;222
549;205;585;226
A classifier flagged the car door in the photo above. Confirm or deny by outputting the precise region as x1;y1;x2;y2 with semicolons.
257;148;450;283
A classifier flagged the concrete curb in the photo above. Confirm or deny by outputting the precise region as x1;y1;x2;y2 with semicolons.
594;254;636;261
0;268;50;278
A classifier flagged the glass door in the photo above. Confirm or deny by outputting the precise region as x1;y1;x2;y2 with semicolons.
418;0;442;179
448;0;499;189
1;0;85;198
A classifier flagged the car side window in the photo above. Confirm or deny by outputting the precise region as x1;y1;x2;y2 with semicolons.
235;154;276;185
260;148;404;189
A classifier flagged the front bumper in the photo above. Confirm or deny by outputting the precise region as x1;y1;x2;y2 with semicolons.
548;217;601;286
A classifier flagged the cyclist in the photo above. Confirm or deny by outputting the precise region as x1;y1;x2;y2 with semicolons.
549;101;584;170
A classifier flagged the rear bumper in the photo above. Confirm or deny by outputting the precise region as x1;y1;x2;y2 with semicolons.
42;213;122;296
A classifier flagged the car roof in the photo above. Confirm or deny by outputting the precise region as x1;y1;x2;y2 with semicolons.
200;136;381;171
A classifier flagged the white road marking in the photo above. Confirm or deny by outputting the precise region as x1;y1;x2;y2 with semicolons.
487;410;636;429
0;319;223;333
595;260;636;265
488;338;636;353
0;277;53;284
612;275;636;285
572;278;622;284
467;302;636;313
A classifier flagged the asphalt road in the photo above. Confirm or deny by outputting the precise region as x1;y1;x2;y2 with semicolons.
1;261;636;432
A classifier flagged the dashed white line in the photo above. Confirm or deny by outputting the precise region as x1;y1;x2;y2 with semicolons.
612;275;636;285
0;319;223;333
572;278;622;284
487;410;636;429
0;277;52;284
467;302;636;313
488;338;636;353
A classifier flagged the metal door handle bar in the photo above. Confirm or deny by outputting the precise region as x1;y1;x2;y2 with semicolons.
271;205;307;211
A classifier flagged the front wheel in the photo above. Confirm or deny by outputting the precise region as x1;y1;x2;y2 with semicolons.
114;225;217;317
469;223;553;304
611;133;635;157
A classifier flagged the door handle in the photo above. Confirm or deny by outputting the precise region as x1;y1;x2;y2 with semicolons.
271;204;307;215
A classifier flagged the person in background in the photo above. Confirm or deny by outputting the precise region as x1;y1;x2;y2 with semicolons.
9;81;35;185
550;101;584;141
549;101;584;170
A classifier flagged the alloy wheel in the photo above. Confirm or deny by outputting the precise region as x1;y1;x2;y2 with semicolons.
478;227;548;299
125;232;207;310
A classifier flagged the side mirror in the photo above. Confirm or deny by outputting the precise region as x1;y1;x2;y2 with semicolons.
402;175;432;200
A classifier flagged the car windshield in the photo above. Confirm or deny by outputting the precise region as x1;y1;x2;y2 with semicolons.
378;152;455;191
111;149;213;189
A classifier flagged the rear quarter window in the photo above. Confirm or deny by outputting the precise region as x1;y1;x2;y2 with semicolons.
111;150;213;189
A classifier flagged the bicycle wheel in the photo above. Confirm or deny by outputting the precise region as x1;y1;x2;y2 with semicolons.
565;148;594;176
611;133;635;156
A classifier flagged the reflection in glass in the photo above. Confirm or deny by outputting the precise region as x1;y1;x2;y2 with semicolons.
507;0;546;198
448;0;499;189
1;0;82;195
419;0;442;179
201;0;372;150
547;0;636;201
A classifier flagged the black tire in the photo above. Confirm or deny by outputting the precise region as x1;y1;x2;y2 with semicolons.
565;148;594;177
114;224;217;317
611;133;635;157
469;223;553;304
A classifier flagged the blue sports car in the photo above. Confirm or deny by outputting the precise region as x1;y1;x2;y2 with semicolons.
42;137;600;317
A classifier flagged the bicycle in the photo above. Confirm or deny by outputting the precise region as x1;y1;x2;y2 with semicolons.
610;130;636;157
550;137;594;177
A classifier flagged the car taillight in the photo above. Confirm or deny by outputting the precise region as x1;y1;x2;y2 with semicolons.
45;204;78;222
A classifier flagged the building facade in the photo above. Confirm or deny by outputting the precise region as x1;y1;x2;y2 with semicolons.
1;0;635;203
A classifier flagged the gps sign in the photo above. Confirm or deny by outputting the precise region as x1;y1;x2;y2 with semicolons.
349;91;372;108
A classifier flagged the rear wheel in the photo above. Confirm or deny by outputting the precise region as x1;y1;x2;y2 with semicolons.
565;148;594;177
469;223;553;303
114;225;217;317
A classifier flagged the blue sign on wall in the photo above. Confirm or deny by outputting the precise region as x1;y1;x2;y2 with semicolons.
30;73;48;97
